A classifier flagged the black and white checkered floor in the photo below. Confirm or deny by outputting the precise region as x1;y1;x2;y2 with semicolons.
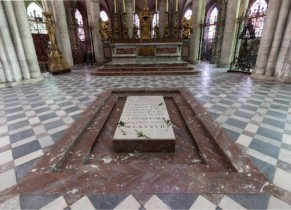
0;64;291;209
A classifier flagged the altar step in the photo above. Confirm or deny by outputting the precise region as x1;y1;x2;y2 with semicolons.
92;61;200;76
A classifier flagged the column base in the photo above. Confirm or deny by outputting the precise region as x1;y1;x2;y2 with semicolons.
277;76;291;84
251;73;275;81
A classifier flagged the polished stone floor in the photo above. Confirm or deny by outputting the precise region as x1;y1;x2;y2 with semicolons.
0;64;291;209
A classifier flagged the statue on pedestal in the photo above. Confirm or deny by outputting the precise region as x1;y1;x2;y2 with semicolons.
182;16;193;40
42;11;70;74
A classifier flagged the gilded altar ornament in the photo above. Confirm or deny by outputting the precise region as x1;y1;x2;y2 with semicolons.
42;12;70;74
182;16;193;40
99;18;111;41
140;0;152;39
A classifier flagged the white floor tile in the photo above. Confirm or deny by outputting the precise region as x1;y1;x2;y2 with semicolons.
189;196;216;210
278;149;291;165
0;169;16;191
0;195;20;209
246;148;277;166
40;196;67;210
0;136;10;148
268;196;291;209
70;196;95;210
14;149;44;167
219;196;247;210
0;149;13;166
236;134;253;147
245;123;259;133
273;168;291;192
282;134;291;145
144;195;171;210
113;195;140;210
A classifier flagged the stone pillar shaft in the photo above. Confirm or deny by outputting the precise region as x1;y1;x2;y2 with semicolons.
51;0;74;66
3;1;31;80
87;0;105;64
188;0;206;64
0;2;22;81
254;0;282;75
275;5;291;77
0;37;14;82
159;0;166;37
13;1;41;79
126;0;133;38
219;0;241;67
265;0;291;76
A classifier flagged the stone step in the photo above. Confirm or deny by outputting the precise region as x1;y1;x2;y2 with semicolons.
98;66;195;71
91;70;200;76
104;62;189;67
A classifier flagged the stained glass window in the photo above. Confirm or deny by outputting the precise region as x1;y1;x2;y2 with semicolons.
184;9;192;20
249;0;267;37
100;11;109;21
75;9;85;41
208;7;218;39
152;13;159;37
27;2;47;34
133;13;140;38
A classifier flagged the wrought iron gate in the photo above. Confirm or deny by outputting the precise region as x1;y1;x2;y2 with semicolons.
229;7;267;73
28;11;50;73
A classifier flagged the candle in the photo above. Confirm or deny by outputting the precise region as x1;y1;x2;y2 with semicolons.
114;0;116;13
176;0;178;12
123;0;125;12
156;0;157;12
166;0;168;12
133;0;135;12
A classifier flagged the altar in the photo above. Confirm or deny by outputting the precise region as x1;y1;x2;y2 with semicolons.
111;42;182;61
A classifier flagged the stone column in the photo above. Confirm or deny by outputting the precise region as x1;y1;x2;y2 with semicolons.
265;0;291;76
188;0;206;64
0;63;6;83
51;0;74;66
159;0;166;38
239;0;250;15
280;40;291;81
0;38;14;82
0;2;22;81
126;0;134;38
275;5;291;77
252;0;282;76
87;0;105;64
3;1;30;80
13;1;41;79
218;0;241;67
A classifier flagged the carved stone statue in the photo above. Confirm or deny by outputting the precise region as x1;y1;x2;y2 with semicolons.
182;16;193;40
99;18;111;41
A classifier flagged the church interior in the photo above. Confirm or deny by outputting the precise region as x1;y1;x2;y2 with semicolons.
1;0;291;209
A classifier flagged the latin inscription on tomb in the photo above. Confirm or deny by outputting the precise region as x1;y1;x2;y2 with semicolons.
113;96;176;141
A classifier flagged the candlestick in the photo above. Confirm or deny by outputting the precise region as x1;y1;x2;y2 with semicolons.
114;0;116;13
176;0;178;12
156;0;157;12
123;0;125;12
166;0;168;12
